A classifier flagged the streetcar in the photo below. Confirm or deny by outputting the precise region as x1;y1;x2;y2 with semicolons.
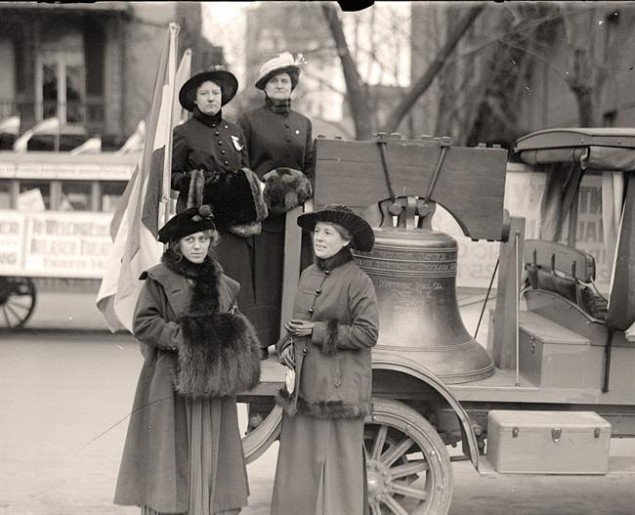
0;150;138;329
239;128;635;514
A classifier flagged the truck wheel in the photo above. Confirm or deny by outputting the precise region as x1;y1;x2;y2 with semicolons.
241;403;283;464
365;398;453;515
0;277;37;330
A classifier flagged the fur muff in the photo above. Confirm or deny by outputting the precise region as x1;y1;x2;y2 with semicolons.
188;168;267;237
276;389;371;420
162;248;262;398
178;312;261;398
262;167;312;215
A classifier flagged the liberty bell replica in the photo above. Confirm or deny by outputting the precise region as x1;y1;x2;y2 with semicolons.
353;196;495;383
312;133;508;384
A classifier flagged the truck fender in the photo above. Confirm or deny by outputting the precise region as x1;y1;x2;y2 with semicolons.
372;351;480;470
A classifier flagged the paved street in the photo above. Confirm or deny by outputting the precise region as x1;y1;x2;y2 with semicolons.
1;286;634;514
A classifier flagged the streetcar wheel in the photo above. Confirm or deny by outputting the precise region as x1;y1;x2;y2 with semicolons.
365;398;453;515
0;277;37;330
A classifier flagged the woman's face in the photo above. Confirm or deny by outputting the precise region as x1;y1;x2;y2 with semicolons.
312;221;351;259
194;80;222;116
179;231;211;264
264;72;293;101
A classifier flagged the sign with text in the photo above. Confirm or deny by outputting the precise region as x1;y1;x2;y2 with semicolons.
0;210;113;278
434;171;611;293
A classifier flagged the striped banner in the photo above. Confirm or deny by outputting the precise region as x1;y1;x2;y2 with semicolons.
96;24;191;332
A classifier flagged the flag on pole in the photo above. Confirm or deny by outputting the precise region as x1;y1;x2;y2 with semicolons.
96;23;185;332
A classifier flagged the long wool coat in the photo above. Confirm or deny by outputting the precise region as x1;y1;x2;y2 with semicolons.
170;113;257;325
113;258;250;512
237;103;314;346
272;251;378;514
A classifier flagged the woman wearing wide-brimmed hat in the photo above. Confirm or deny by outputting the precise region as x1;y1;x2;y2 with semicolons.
114;205;261;514
238;52;314;360
271;205;379;515
172;67;268;330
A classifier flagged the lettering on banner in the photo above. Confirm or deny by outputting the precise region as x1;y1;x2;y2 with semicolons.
0;215;24;272
24;213;113;278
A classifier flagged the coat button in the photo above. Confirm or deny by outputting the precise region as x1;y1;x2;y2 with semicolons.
215;131;220;136
211;124;216;128
302;347;308;355
224;160;229;165
308;308;314;314
315;288;322;295
218;140;223;145
221;150;226;154
324;270;330;275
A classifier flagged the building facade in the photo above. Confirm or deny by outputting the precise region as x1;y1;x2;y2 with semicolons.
0;2;220;150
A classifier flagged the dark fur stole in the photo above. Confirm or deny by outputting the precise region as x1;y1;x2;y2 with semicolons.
163;249;261;398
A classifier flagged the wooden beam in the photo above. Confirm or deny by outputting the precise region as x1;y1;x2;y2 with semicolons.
313;138;509;241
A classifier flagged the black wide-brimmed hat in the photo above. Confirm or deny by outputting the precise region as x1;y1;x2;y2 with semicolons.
179;68;239;112
297;204;375;252
158;205;216;244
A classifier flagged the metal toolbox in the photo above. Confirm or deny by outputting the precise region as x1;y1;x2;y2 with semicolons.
486;410;611;474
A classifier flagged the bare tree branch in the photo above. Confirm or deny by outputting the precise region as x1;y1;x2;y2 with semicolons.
381;4;486;134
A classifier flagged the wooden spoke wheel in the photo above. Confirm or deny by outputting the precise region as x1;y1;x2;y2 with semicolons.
240;402;283;464
0;276;37;330
365;398;453;515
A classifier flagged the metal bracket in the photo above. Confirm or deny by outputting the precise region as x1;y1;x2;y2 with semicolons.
551;427;562;442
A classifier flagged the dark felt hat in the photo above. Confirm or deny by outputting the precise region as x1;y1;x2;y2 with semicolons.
158;205;216;244
179;68;239;112
297;204;375;252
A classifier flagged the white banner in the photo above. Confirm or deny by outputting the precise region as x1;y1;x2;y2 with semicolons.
0;210;112;278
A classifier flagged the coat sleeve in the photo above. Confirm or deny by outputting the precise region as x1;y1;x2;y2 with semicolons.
171;128;190;191
311;273;379;354
133;278;184;351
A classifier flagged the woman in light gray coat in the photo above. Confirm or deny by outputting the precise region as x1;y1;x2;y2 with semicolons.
271;205;379;515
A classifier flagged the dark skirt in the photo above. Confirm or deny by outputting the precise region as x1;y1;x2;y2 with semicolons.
271;414;368;515
251;216;314;349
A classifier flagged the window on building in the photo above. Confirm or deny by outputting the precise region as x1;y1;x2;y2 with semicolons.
101;181;127;213
0;180;12;209
60;181;91;211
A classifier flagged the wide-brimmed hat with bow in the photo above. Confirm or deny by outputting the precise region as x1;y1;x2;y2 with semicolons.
255;52;301;90
297;204;375;252
158;205;216;244
179;68;239;112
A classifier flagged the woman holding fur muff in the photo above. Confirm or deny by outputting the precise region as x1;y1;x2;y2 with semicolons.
271;205;379;515
238;52;314;359
114;205;261;515
171;67;267;333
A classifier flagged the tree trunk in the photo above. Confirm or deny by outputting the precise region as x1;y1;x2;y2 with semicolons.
321;3;374;140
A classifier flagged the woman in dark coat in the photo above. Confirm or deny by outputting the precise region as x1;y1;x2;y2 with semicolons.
171;68;266;329
271;205;379;515
238;52;314;359
114;205;261;515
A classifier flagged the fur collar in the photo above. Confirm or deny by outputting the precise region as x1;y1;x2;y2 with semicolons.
162;248;222;316
265;96;291;115
316;247;353;272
